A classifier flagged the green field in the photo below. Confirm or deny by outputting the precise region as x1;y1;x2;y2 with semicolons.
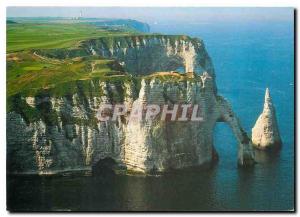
7;22;138;98
7;23;135;52
7;21;189;110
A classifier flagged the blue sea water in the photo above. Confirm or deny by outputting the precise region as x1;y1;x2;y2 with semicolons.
152;19;295;210
7;19;294;211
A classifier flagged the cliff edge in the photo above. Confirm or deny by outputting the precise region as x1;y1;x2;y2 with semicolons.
7;34;255;175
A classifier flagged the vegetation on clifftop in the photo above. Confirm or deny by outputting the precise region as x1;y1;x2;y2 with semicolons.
7;23;138;52
7;52;130;97
7;20;205;116
143;71;200;82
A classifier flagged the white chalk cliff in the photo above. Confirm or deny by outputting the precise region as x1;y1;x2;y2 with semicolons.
252;88;282;150
7;35;255;175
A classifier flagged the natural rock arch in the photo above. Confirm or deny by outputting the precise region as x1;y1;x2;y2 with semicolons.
82;35;214;76
216;97;255;166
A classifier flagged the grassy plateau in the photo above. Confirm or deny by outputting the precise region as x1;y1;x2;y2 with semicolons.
7;19;194;113
7;22;137;98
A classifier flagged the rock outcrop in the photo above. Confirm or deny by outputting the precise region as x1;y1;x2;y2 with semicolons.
92;19;151;33
35;35;215;77
7;35;255;175
252;88;282;150
83;35;215;76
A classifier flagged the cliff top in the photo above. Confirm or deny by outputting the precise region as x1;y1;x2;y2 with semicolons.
7;52;128;97
7;22;200;53
7;20;212;115
144;71;198;81
7;23;135;53
7;22;206;96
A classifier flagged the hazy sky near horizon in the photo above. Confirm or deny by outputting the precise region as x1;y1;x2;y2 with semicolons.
7;7;294;24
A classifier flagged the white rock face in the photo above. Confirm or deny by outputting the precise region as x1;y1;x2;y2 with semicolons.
7;36;255;175
252;88;282;150
82;35;215;78
7;76;254;174
124;74;254;172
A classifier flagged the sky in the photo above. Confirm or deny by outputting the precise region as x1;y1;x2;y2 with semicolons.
7;7;294;24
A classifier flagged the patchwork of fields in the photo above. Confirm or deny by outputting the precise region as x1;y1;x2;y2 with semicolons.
7;22;138;98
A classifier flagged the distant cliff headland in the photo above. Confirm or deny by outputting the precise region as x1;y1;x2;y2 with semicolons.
7;17;257;175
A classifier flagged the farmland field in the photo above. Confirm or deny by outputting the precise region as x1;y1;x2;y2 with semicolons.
6;22;137;98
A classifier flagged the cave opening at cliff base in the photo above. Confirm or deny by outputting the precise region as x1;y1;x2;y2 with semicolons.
92;157;117;177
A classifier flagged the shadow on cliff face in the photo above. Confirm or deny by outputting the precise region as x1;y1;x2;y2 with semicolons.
92;157;117;178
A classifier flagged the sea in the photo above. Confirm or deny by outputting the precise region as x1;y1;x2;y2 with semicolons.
7;18;294;211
